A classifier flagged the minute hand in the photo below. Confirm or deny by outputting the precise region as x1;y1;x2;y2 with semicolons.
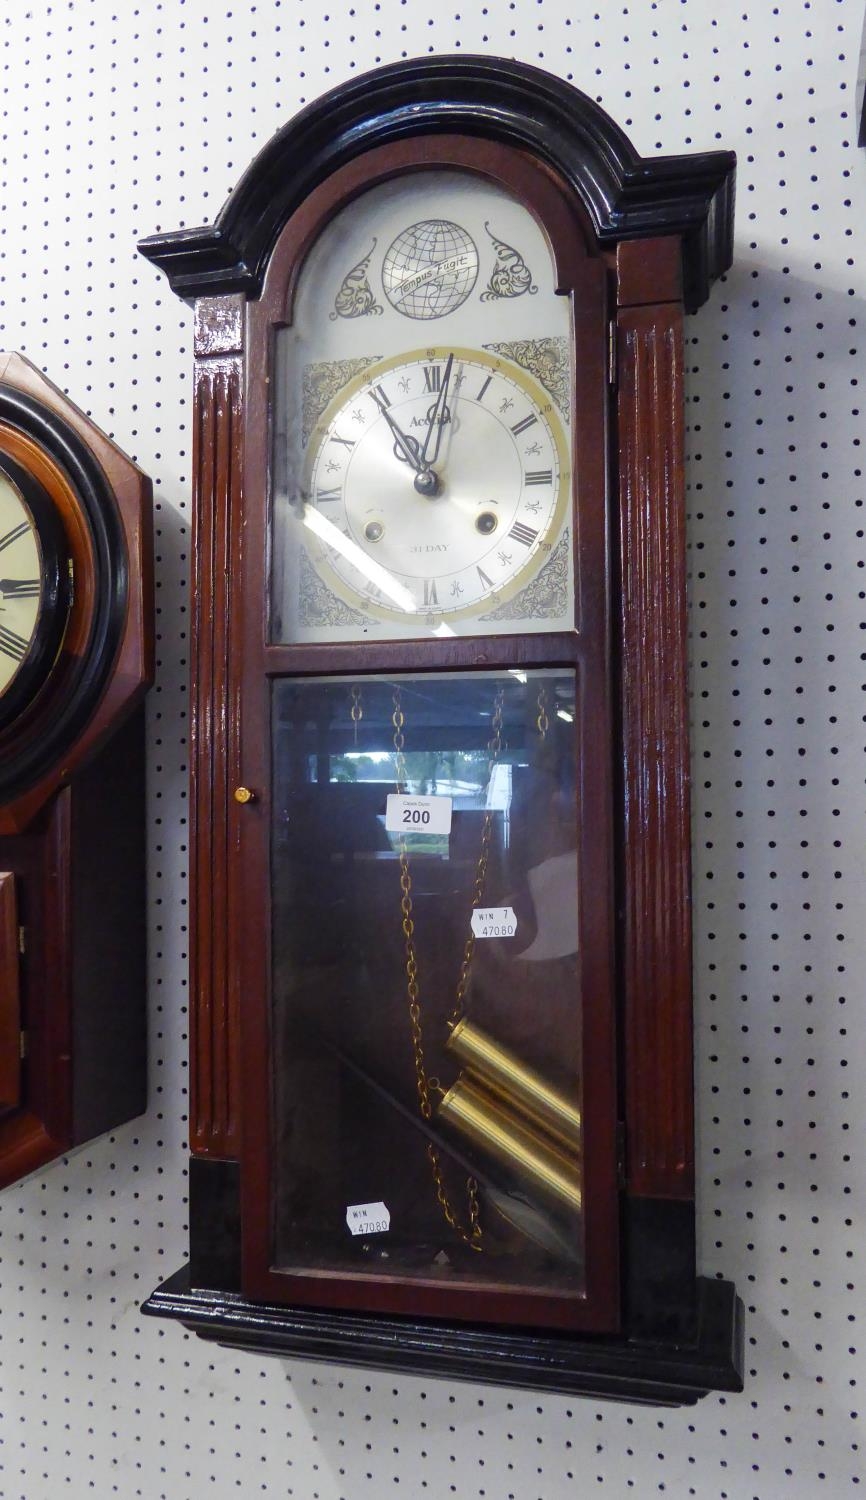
420;353;454;468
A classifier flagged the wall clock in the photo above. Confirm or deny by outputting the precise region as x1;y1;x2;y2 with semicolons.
0;352;152;1184
138;56;743;1404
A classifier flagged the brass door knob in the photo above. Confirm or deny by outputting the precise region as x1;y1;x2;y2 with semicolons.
233;786;256;805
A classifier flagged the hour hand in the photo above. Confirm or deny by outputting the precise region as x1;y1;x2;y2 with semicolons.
369;391;440;497
369;391;422;470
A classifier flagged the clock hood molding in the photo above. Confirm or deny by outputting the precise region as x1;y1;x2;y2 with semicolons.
138;55;736;314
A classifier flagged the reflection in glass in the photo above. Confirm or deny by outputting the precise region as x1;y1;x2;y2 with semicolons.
270;670;584;1297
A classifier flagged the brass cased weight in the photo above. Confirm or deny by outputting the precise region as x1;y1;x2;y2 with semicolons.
446;1016;582;1155
438;1075;582;1215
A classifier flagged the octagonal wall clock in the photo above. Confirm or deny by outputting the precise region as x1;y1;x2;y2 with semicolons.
0;353;153;1185
138;56;742;1405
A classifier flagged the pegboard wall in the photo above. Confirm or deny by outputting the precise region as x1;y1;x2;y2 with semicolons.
0;1;863;1496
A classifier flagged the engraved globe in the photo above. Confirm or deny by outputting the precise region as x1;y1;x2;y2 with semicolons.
382;220;479;320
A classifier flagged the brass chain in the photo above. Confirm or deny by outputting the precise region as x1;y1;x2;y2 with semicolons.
350;685;363;747
536;684;549;740
391;683;505;1251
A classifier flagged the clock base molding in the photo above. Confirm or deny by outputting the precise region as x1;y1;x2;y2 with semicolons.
142;1264;744;1408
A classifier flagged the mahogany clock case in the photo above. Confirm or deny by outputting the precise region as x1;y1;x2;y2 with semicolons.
0;352;153;1187
138;56;743;1404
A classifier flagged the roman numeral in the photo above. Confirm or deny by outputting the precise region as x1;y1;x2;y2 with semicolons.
423;579;439;607
476;375;492;403
508;521;539;548
0;579;40;597
0;522;29;554
476;566;494;590
330;434;356;451
511;414;538;436
524;469;553;486
316;488;342;504
0;623;28;662
423;366;442;393
373;384;391;407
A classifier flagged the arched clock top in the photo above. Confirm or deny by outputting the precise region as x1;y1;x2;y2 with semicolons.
138;55;736;313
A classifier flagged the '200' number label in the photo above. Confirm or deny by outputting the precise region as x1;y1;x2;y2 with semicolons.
385;793;452;836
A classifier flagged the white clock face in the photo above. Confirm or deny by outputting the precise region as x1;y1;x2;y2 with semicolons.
0;472;43;700
303;347;568;626
271;169;575;643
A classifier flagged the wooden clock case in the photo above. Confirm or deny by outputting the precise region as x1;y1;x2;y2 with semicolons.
137;56;743;1405
0;353;153;1185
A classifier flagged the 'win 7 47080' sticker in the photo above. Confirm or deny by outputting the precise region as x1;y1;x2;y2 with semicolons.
345;1201;391;1237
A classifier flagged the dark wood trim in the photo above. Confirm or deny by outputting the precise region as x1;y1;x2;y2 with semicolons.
262;633;582;680
0;872;21;1111
616;237;683;310
0;790;74;1180
616;267;694;1200
189;310;246;1157
194;295;245;359
69;708;148;1143
189;1156;243;1291
143;1265;744;1407
16;778;75;1144
0;1111;68;1190
623;1196;698;1341
138;56;735;312
243;1260;598;1332
568;245;621;1333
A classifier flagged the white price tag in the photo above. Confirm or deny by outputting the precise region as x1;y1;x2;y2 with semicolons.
345;1201;391;1237
471;906;518;939
385;793;452;836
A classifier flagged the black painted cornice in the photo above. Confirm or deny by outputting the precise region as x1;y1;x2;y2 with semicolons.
139;55;736;313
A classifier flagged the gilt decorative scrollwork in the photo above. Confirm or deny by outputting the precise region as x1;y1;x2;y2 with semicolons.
302;357;381;445
479;529;571;623
298;547;370;628
480;222;538;302
482;337;570;421
330;241;384;321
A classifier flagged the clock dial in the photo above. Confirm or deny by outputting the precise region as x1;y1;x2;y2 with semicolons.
0;471;44;701
271;168;575;643
303;347;569;626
